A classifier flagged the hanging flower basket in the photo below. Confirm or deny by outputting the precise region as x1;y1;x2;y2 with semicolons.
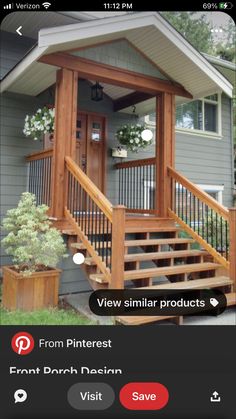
116;124;153;153
23;106;55;141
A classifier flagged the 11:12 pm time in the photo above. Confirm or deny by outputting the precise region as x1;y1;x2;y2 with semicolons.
104;3;133;9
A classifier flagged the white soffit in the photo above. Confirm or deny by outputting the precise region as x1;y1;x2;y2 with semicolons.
0;12;233;99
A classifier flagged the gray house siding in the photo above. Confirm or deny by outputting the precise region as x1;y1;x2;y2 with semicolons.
0;92;47;268
0;31;35;80
175;94;233;208
73;39;168;80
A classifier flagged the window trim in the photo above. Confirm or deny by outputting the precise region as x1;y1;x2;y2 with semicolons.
145;93;222;137
196;184;224;204
144;181;224;209
176;93;221;135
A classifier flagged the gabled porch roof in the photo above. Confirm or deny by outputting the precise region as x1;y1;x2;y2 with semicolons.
0;12;233;101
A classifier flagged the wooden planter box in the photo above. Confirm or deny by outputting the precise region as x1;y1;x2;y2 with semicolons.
2;266;61;311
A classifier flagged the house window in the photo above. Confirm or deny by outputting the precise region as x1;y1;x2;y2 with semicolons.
176;94;220;134
196;184;224;204
144;181;224;210
145;94;221;136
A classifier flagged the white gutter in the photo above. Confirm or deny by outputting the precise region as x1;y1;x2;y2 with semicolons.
203;53;236;71
0;45;48;93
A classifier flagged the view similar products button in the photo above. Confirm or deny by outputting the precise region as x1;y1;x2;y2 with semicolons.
119;382;169;410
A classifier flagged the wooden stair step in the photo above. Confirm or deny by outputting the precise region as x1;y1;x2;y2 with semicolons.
124;249;207;262
116;315;177;326
136;276;232;290
84;258;97;266
125;226;179;233
124;238;194;247
71;242;111;250
71;237;194;251
89;263;221;283
84;250;207;266
62;229;77;235
226;292;236;306
71;242;88;250
89;273;109;284
116;279;233;326
125;216;171;220
123;262;221;281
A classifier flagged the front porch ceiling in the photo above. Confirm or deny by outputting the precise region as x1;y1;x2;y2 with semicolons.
1;12;233;100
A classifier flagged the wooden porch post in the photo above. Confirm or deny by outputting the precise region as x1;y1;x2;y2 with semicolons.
155;93;175;217
51;68;78;219
110;205;126;289
229;208;236;291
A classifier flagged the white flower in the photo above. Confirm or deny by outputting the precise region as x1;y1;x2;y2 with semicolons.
130;139;134;143
23;106;55;139
135;138;139;144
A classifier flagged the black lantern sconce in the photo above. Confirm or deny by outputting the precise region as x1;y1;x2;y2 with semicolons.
91;81;104;101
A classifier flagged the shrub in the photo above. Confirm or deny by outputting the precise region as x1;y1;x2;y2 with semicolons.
1;192;67;275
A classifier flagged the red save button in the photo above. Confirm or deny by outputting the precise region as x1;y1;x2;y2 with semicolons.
119;382;169;410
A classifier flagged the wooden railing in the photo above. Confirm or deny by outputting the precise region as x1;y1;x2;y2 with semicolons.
115;157;156;213
26;148;53;206
65;156;125;287
168;166;230;269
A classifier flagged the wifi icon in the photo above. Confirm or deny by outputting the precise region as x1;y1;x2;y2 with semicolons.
42;2;51;9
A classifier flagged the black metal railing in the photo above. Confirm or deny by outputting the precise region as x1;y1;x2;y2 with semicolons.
169;167;229;261
116;158;156;213
67;170;112;270
27;149;53;206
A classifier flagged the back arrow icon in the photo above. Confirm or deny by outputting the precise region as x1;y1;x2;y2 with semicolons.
16;26;23;36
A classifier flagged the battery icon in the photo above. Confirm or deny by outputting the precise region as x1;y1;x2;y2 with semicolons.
219;2;233;8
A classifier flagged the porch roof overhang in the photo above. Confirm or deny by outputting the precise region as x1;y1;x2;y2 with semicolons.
0;12;233;102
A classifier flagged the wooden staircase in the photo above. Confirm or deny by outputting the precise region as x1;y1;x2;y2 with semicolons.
26;129;236;326
52;156;235;326
65;216;233;325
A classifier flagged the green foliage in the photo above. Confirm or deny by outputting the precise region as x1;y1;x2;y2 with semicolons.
214;20;236;63
23;106;55;140
161;12;213;54
162;12;235;63
0;307;95;325
200;212;229;251
116;124;152;152
1;192;67;275
178;229;200;250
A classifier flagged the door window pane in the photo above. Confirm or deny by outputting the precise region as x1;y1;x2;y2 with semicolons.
92;122;101;141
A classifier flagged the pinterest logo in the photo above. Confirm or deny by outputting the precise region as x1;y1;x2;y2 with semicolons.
11;332;34;355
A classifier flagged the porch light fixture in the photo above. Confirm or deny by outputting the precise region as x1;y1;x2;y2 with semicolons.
91;82;104;101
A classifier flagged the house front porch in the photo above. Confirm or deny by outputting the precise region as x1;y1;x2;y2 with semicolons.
3;12;234;323
24;60;236;324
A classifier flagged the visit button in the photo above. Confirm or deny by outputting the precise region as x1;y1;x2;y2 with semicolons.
119;382;169;410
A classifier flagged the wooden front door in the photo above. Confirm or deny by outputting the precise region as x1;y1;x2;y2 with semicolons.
75;112;106;192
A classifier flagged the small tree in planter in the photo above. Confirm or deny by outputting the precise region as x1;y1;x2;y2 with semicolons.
1;192;67;311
